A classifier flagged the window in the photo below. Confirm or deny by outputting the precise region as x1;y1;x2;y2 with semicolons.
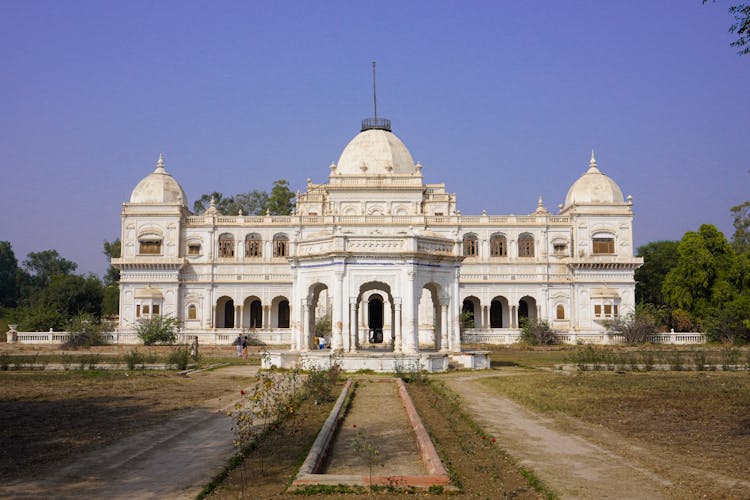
553;243;567;256
490;234;507;257
245;233;262;257
594;302;619;319
188;243;201;255
218;234;234;258
519;234;535;257
142;305;150;315
556;305;565;320
463;234;478;257
136;304;141;317
152;304;160;315
614;305;619;318
139;240;162;254
594;304;602;318
593;237;615;255
273;234;288;257
188;305;197;320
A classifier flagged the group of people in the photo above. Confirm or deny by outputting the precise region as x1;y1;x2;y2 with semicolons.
232;334;249;359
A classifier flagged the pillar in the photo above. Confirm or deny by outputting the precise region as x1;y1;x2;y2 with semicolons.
440;303;449;352
512;305;517;328
349;299;358;352
332;271;344;350
394;298;402;353
302;301;310;352
263;305;271;330
234;305;240;329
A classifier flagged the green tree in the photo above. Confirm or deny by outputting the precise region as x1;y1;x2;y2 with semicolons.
266;180;295;215
730;201;750;254
705;1;750;55
22;250;77;289
233;190;270;215
136;314;179;345
0;241;19;308
635;240;680;305
35;274;104;319
102;239;121;316
193;191;231;214
662;225;739;324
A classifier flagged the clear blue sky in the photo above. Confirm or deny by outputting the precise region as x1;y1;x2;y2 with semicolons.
1;0;748;275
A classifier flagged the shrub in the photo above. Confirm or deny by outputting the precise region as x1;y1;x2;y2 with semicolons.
519;319;556;345
305;363;340;405
167;346;191;370
136;315;179;345
64;313;105;348
605;305;656;344
123;349;145;370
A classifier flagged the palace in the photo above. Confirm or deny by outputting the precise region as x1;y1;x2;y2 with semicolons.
113;116;642;371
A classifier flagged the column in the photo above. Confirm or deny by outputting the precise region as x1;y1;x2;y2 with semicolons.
302;301;310;352
263;305;271;330
349;299;358;352
332;271;344;350
234;305;240;329
512;305;517;328
537;305;542;323
404;272;419;353
483;305;489;330
394;298;402;353
440;303;449;352
238;305;244;329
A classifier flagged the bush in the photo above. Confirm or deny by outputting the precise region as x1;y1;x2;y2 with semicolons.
605;305;657;344
136;315;179;345
519;319;556;345
64;313;105;348
167;346;191;370
123;349;145;370
304;363;341;404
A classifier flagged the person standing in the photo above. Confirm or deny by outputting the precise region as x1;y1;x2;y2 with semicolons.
233;334;242;357
241;335;248;360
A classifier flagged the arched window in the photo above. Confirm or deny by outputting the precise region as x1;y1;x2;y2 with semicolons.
518;234;535;257
139;233;162;255
278;300;290;328
273;234;288;257
188;304;197;320
218;233;234;258
463;234;478;257
245;233;262;257
490;234;507;257
556;305;565;320
592;235;615;254
187;242;201;255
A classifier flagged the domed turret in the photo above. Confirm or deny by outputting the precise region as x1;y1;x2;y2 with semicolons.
564;151;624;207
335;124;416;176
130;154;188;207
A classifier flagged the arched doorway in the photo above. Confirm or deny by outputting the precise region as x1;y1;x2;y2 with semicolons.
215;296;234;328
462;298;477;328
368;294;384;343
278;299;290;328
518;296;537;325
249;299;262;328
490;299;503;328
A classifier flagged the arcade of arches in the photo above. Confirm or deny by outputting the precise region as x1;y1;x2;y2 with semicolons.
462;296;538;329
214;295;290;329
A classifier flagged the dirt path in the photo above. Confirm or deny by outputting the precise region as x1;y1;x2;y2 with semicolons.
445;371;675;499
0;365;259;500
324;379;425;476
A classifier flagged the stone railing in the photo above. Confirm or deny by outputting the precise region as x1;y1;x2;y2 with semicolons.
183;214;572;227
7;328;293;346
461;329;707;345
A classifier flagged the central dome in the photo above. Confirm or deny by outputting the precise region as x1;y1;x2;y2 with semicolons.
335;128;415;176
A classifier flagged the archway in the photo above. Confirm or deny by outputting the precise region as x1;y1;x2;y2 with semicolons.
242;296;262;329
462;297;479;329
277;299;290;328
490;296;509;328
216;296;234;328
368;294;384;343
519;296;537;325
419;283;443;350
308;283;330;350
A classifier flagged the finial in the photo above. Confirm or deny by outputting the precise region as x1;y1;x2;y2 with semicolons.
265;208;271;216
538;195;544;207
329;162;336;171
589;149;598;169
415;161;422;172
209;195;216;207
238;208;243;216
155;153;165;172
372;61;378;121
482;209;487;216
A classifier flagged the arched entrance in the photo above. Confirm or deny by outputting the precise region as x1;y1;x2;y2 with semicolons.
519;296;537;325
216;296;235;328
490;296;509;328
278;299;290;328
249;300;262;328
462;297;479;329
368;294;384;343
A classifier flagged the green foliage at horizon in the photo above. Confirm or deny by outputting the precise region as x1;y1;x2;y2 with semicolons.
193;179;295;216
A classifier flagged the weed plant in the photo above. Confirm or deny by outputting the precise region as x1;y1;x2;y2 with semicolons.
124;349;145;370
167;346;191;370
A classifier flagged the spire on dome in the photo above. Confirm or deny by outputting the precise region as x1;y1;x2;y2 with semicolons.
155;153;166;173
587;149;600;173
534;194;549;215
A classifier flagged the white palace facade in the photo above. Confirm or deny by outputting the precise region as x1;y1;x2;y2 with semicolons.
113;117;642;370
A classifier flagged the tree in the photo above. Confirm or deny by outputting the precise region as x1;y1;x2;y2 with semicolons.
22;250;77;289
102;239;121;316
730;201;750;254
266;180;295;215
35;274;103;319
233;190;270;215
136;314;179;345
193;191;231;214
605;304;658;344
0;241;19;308
705;1;750;55
635;240;680;305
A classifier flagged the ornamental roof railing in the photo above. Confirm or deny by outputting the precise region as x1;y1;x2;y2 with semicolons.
361;117;391;131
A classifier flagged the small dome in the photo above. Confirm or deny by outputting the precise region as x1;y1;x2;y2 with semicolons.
564;152;624;207
336;129;415;175
130;154;188;207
